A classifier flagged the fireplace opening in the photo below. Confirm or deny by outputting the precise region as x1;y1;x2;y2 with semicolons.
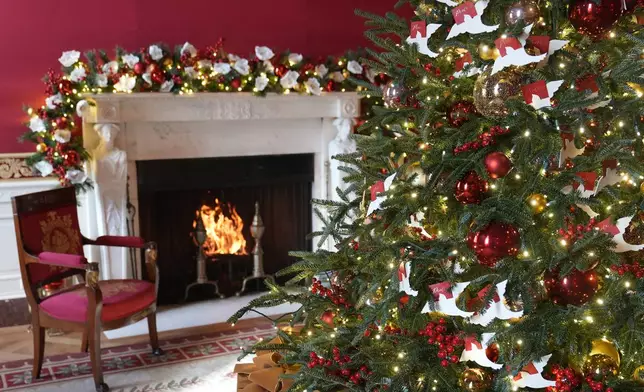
137;154;313;305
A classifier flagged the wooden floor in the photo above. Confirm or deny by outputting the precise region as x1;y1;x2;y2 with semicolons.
0;317;267;362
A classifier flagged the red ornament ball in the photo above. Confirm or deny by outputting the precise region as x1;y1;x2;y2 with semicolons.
231;79;241;90
569;0;621;39
447;101;477;128
151;69;165;84
58;80;73;95
133;62;145;75
467;222;521;267
544;268;600;306
455;171;488;204
55;117;69;129
326;80;336;92
484;152;512;179
275;64;287;78
320;310;335;328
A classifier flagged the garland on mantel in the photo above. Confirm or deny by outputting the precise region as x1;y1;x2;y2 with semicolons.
21;41;384;191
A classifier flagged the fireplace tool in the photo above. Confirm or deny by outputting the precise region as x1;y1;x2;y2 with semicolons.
184;210;224;302
236;202;275;296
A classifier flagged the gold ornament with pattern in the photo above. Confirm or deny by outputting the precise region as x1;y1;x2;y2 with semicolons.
473;68;523;117
583;354;619;380
633;365;644;383
36;143;47;153
590;339;620;366
458;367;493;391
478;43;500;60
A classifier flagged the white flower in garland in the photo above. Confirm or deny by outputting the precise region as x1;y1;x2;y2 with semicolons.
305;78;322;96
122;54;140;68
228;53;241;62
315;64;328;78
233;59;250;75
365;67;376;83
149;45;164;61
70;66;86;82
29;117;46;133
184;67;198;79
347;60;363;74
280;70;300;89
102;61;119;75
65;169;88;184
255;46;275;61
54;129;71;143
288;53;303;65
330;71;345;82
34;161;54;177
45;93;62;109
160;80;174;93
142;72;152;85
213;62;231;75
95;74;108;87
76;100;90;117
181;42;197;58
255;75;269;92
58;50;80;67
114;74;137;92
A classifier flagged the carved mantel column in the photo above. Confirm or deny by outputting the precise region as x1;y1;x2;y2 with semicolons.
81;99;130;280
328;96;359;204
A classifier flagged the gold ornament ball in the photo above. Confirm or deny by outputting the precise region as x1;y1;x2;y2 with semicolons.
473;68;523;117
590;339;620;366
163;58;173;68
641;181;644;193
478;43;500;60
527;194;547;214
505;0;540;26
458;368;493;392
633;365;644;383
583;354;619;380
36;143;47;153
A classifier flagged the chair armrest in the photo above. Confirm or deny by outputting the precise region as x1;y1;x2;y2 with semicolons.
37;252;89;270
87;235;147;249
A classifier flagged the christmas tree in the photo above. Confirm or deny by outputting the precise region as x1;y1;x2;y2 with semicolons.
229;0;644;390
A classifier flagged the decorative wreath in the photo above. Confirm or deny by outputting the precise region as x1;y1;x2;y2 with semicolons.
21;41;381;191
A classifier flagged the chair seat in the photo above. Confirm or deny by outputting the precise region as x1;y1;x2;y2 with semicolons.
40;280;156;323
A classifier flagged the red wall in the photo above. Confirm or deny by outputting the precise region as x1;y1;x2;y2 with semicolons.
0;0;396;153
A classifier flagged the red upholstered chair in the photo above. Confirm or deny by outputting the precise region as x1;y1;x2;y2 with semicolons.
11;187;162;392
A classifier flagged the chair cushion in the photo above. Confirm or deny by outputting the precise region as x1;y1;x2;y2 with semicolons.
40;280;156;323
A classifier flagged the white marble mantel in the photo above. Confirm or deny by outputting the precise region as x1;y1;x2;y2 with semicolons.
79;92;360;280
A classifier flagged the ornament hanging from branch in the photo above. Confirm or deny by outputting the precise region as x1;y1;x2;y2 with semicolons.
460;333;503;370
491;29;546;74
446;0;499;40
367;173;397;215
422;281;475;317
511;355;557;389
406;21;443;58
453;51;482;78
521;79;564;110
468;280;524;326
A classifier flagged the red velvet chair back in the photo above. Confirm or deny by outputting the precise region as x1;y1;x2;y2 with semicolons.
12;187;84;285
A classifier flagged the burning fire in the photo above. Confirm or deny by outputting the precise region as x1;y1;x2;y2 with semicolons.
195;199;247;256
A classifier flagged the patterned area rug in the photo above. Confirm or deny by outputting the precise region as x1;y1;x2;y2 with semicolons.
0;324;273;391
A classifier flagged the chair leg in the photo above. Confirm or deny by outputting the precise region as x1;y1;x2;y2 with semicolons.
81;329;89;353
147;312;163;356
31;321;45;380
88;318;108;391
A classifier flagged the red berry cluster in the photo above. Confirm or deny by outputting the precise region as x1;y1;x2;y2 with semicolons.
558;217;597;244
350;240;360;251
363;323;408;337
546;365;581;392
310;278;350;308
584;376;614;392
610;261;644;278
424;63;441;77
307;348;372;385
418;319;463;367
453;126;511;155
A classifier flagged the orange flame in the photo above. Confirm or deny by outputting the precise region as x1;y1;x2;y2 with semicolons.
195;199;247;256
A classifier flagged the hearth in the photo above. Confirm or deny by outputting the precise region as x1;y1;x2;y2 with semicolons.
137;154;313;305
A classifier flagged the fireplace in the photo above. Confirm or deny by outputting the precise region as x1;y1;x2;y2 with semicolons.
77;93;360;282
137;154;313;305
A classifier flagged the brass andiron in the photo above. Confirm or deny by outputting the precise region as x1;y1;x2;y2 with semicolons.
184;210;224;302
236;202;275;296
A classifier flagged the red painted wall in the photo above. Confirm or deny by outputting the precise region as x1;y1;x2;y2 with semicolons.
0;0;397;153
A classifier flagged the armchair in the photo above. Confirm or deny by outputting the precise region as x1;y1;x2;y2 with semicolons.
11;187;162;392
